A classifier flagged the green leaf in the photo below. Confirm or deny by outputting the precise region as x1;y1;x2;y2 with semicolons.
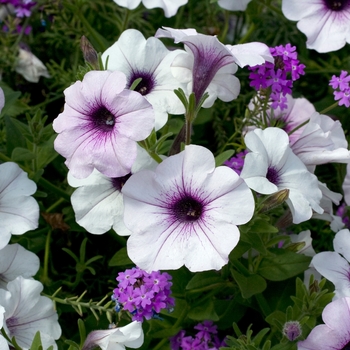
231;269;267;298
215;149;235;166
11;147;35;162
258;249;311;281
187;299;219;321
186;271;224;290
109;247;133;266
30;331;43;350
37;134;58;169
5;115;27;156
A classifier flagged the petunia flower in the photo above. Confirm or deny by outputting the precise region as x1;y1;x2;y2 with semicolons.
15;47;50;83
102;29;185;130
298;297;350;349
82;321;144;350
156;27;273;108
0;162;39;250
0;306;9;349
112;0;188;17
282;0;350;53
0;87;4;113
289;112;350;168
68;145;158;235
343;163;350;206
53;70;154;179
122;144;255;272
0;276;61;350
240;127;323;224
311;228;350;300
217;0;252;11
0;243;39;289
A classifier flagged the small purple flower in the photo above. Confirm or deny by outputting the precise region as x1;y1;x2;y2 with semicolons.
248;43;305;110
113;267;174;322
330;71;350;108
194;320;217;342
224;150;247;175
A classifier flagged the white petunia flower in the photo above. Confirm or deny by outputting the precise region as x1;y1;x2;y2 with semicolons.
156;27;273;108
112;0;188;17
218;0;252;11
122;144;255;272
240;127;323;224
0;243;39;290
82;321;144;350
282;0;350;53
290;112;350;168
0;306;9;349
312;229;350;300
102;29;185;130
15;48;50;83
0;162;39;250
0;276;61;350
68;145;158;235
0;87;4;114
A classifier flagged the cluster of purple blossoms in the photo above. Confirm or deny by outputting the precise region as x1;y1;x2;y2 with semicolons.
248;43;305;109
170;320;226;350
329;70;350;108
0;0;36;17
224;150;247;175
336;202;350;228
112;267;174;322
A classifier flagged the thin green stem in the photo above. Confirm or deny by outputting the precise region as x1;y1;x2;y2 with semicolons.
120;8;130;32
320;101;340;115
185;117;192;145
42;228;52;286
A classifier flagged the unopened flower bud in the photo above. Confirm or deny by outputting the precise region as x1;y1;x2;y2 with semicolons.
282;321;302;341
80;35;99;69
260;189;289;213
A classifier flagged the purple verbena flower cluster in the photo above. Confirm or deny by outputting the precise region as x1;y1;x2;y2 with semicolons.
170;320;226;350
248;43;305;110
224;150;247;175
336;202;350;228
0;0;36;17
112;267;175;322
329;70;350;108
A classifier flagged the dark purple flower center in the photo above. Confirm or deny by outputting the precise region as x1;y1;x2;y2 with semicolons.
266;166;280;185
342;342;350;350
92;106;115;131
324;0;350;10
128;71;155;96
112;174;131;191
173;196;203;222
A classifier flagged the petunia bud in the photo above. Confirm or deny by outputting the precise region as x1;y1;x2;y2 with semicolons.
282;321;302;341
80;35;99;70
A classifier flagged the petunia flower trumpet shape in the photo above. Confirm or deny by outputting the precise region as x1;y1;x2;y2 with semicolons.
102;29;185;130
15;47;50;83
68;145;159;235
122;144;255;272
217;0;252;11
240;127;323;224
282;0;350;53
112;0;188;17
156;27;273;108
298;297;350;349
0;276;61;350
53;70;155;179
82;321;144;350
311;229;350;300
0;162;39;250
0;243;39;290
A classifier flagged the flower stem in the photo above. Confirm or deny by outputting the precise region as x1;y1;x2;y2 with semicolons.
320;101;339;115
42;228;52;286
